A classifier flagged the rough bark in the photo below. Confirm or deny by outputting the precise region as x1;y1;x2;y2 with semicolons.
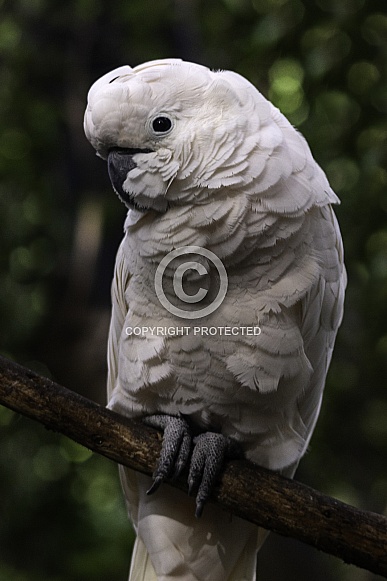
0;354;386;578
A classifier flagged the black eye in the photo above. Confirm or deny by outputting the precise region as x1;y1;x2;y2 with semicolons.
152;116;172;133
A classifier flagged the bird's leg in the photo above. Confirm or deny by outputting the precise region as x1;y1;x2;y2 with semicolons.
144;414;192;495
188;432;242;518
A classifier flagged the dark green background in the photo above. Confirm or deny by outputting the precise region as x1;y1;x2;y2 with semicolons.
0;0;386;579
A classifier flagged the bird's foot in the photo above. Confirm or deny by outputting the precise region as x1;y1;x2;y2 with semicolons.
144;415;241;517
144;414;192;495
188;432;242;517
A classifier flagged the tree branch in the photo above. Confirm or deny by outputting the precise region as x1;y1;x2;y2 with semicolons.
0;354;386;578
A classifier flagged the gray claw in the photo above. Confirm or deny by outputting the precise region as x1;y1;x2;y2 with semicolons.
144;414;192;495
188;432;241;518
146;475;163;496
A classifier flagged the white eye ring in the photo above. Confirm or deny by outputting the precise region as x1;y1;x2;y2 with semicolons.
147;113;174;137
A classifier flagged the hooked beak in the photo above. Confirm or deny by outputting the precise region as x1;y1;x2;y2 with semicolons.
107;147;153;211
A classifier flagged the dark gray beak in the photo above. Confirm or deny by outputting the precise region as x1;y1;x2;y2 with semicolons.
107;147;152;210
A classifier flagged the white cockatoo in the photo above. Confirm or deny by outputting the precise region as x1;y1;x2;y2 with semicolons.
84;59;346;581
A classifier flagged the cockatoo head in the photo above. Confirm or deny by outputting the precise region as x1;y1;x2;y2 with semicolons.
84;59;272;213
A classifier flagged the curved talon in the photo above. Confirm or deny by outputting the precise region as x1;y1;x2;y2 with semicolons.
146;475;163;496
195;498;206;519
143;414;192;495
188;432;241;518
143;416;242;517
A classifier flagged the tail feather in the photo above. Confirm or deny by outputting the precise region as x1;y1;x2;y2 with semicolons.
129;537;157;581
124;469;265;581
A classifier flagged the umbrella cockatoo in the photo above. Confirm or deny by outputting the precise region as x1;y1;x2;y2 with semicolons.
84;59;346;581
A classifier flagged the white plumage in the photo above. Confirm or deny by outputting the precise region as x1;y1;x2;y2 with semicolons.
84;59;346;581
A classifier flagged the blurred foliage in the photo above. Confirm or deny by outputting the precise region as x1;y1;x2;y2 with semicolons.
0;0;386;580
